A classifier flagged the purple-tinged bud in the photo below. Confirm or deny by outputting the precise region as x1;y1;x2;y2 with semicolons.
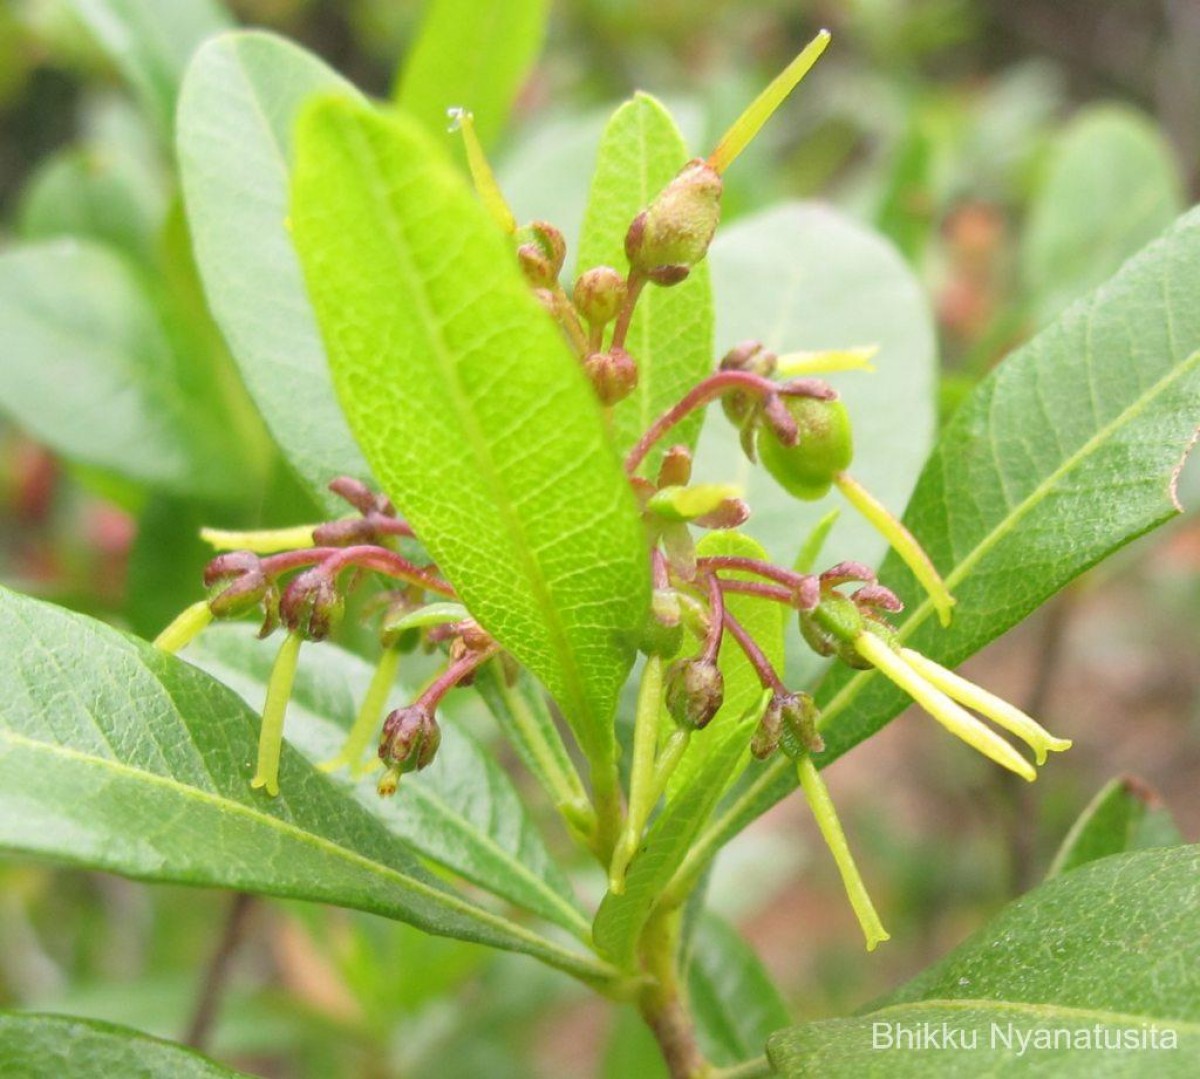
625;159;723;284
795;574;821;612
280;569;344;642
758;396;854;501
760;394;799;447
750;696;784;760
204;551;269;619
257;585;281;639
573;265;626;327
665;657;725;730
853;584;903;613
720;341;777;427
799;592;871;669
821;562;876;587
584;347;639;406
775;692;824;758
656;445;693;489
518;221;566;287
377;705;440;796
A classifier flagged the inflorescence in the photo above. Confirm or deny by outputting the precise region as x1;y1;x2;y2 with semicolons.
155;31;1070;950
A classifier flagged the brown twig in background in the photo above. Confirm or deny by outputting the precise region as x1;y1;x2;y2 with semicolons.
184;892;257;1051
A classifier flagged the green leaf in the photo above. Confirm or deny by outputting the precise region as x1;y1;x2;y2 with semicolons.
64;0;231;138
177;31;371;509
395;0;549;149
690;913;791;1067
768;846;1200;1076
695;202;936;680
291;98;649;771
667;532;785;801
0;587;613;984
693;205;1200;861
0;1012;249;1078
186;624;589;938
576;93;715;475
1046;776;1182;880
17;145;165;262
0;240;243;499
1022;105;1185;327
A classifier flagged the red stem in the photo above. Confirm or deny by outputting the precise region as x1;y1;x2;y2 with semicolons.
624;370;781;474
701;572;725;663
721;608;786;692
418;644;500;709
714;578;797;605
263;545;455;598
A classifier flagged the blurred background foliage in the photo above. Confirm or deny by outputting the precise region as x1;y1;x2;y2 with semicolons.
0;1;1198;1075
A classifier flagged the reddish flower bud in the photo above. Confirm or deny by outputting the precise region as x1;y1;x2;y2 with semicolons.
204;551;269;619
625;159;723;284
517;221;566;288
328;476;392;517
656;445;693;489
584;347;639;406
775;691;824;758
279;569;344;642
720;341;777;427
378;705;440;778
573;265;626;327
665;657;725;730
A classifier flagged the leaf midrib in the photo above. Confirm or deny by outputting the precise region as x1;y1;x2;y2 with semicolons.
334;115;603;759
0;725;611;981
855;997;1200;1033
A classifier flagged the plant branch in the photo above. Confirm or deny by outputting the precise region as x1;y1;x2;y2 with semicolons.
184;891;257;1051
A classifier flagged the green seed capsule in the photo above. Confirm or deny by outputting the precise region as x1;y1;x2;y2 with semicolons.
757;397;854;500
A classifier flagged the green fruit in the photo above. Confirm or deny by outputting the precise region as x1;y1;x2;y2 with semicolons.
757;397;853;500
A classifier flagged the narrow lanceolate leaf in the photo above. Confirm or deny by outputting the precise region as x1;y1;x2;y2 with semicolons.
188;625;589;939
576;93;715;475
0;240;243;499
396;0;549;149
177;32;371;510
768;847;1200;1076
0;1013;249;1078
1022;105;1184;327
667;532;785;800
0;589;613;985
1046;776;1182;880
292;100;649;769
694;206;1200;862
65;0;230;138
689;913;791;1068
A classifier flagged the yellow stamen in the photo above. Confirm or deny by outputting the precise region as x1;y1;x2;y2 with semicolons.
797;755;889;952
775;346;878;377
854;632;1036;782
708;30;832;175
201;524;318;553
251;632;303;797
153;600;213;654
320;645;403;777
834;471;956;627
900;649;1072;765
448;108;517;234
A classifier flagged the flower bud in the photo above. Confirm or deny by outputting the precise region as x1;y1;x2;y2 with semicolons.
625;160;723;284
656;445;693;489
720;341;776;427
775;691;824;758
664;657;725;730
573;265;626;327
517;221;566;288
312;516;378;547
377;705;441;796
799;592;872;669
584;347;639;406
279;569;344;642
204;551;270;619
758;396;854;501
